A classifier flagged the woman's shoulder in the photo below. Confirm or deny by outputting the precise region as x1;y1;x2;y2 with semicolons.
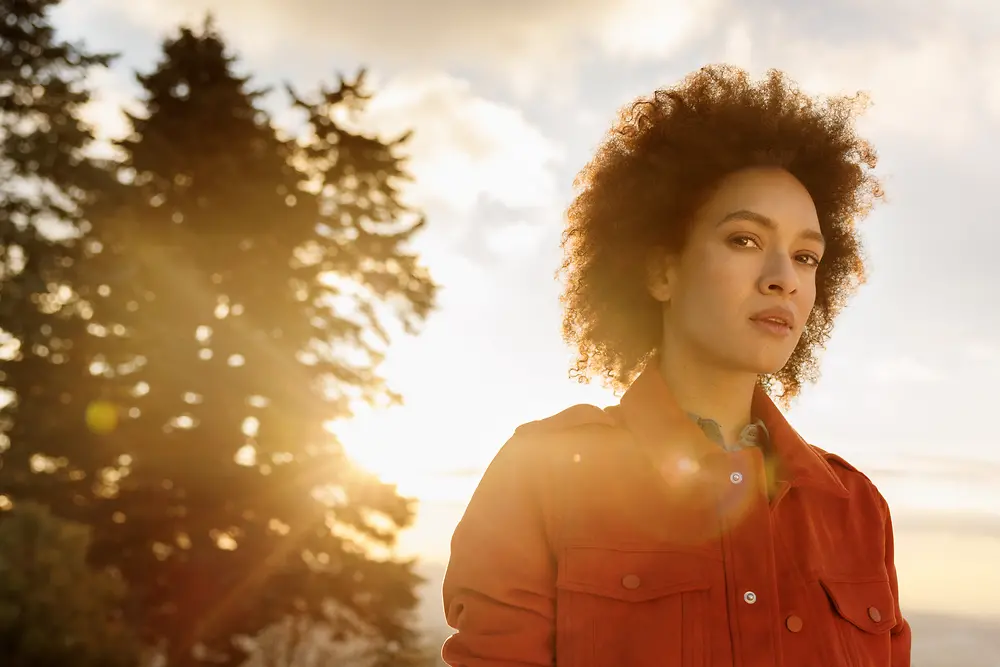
513;403;620;438
809;444;891;510
486;403;630;472
460;404;630;529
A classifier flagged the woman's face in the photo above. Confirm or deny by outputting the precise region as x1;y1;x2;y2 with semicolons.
649;166;824;377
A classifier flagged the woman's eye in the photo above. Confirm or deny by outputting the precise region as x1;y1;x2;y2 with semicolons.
730;235;760;249
796;253;821;267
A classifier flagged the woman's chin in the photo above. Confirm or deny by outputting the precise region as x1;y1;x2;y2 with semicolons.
739;350;794;378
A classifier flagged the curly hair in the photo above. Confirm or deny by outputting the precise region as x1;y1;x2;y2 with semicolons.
559;65;882;400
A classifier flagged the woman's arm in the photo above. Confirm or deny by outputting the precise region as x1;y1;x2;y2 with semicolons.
441;436;556;667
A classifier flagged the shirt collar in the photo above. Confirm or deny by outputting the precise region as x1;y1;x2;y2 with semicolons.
686;413;769;451
617;360;849;497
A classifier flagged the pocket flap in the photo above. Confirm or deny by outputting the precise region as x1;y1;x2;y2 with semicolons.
557;546;713;603
820;577;897;634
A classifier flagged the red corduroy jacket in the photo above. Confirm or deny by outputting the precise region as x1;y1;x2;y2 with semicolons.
441;365;911;667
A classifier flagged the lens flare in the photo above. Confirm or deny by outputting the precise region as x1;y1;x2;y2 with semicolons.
85;400;119;434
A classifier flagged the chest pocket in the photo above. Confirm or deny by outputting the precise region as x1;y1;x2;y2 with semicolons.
820;577;896;667
555;546;714;667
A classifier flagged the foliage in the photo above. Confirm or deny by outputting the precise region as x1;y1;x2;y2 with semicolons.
0;11;436;666
0;501;140;667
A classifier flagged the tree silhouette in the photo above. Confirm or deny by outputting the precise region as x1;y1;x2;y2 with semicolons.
0;0;115;463
1;15;436;667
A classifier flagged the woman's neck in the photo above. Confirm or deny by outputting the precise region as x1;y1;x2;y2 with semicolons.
657;348;757;446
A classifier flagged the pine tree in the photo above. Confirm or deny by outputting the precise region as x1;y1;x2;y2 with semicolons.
0;0;116;515
0;0;113;325
2;16;436;667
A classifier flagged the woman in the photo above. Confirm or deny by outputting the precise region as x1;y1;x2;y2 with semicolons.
441;66;910;667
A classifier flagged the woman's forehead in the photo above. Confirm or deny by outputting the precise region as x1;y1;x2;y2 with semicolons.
696;167;821;231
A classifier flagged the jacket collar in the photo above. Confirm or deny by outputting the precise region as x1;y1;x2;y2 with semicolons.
617;361;849;497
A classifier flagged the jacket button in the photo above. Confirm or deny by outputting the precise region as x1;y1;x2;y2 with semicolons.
621;574;641;590
785;615;803;633
868;606;881;622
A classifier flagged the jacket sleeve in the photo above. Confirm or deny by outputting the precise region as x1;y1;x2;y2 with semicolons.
881;496;912;666
441;435;557;667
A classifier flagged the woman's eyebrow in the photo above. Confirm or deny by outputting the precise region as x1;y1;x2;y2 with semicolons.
718;209;826;247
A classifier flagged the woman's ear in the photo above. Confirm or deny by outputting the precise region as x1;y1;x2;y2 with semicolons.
646;247;674;303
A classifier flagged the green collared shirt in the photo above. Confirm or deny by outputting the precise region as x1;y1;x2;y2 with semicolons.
687;413;770;452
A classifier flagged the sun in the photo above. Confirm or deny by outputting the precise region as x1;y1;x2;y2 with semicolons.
326;406;445;501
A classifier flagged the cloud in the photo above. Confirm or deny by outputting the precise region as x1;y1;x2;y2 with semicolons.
591;0;723;62
325;70;566;269
713;1;1000;146
352;72;564;215
482;220;552;258
868;357;940;384
67;0;1000;136
964;341;1000;363
80;0;722;81
776;36;986;144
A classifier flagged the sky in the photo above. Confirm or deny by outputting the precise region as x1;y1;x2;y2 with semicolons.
51;0;1000;633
